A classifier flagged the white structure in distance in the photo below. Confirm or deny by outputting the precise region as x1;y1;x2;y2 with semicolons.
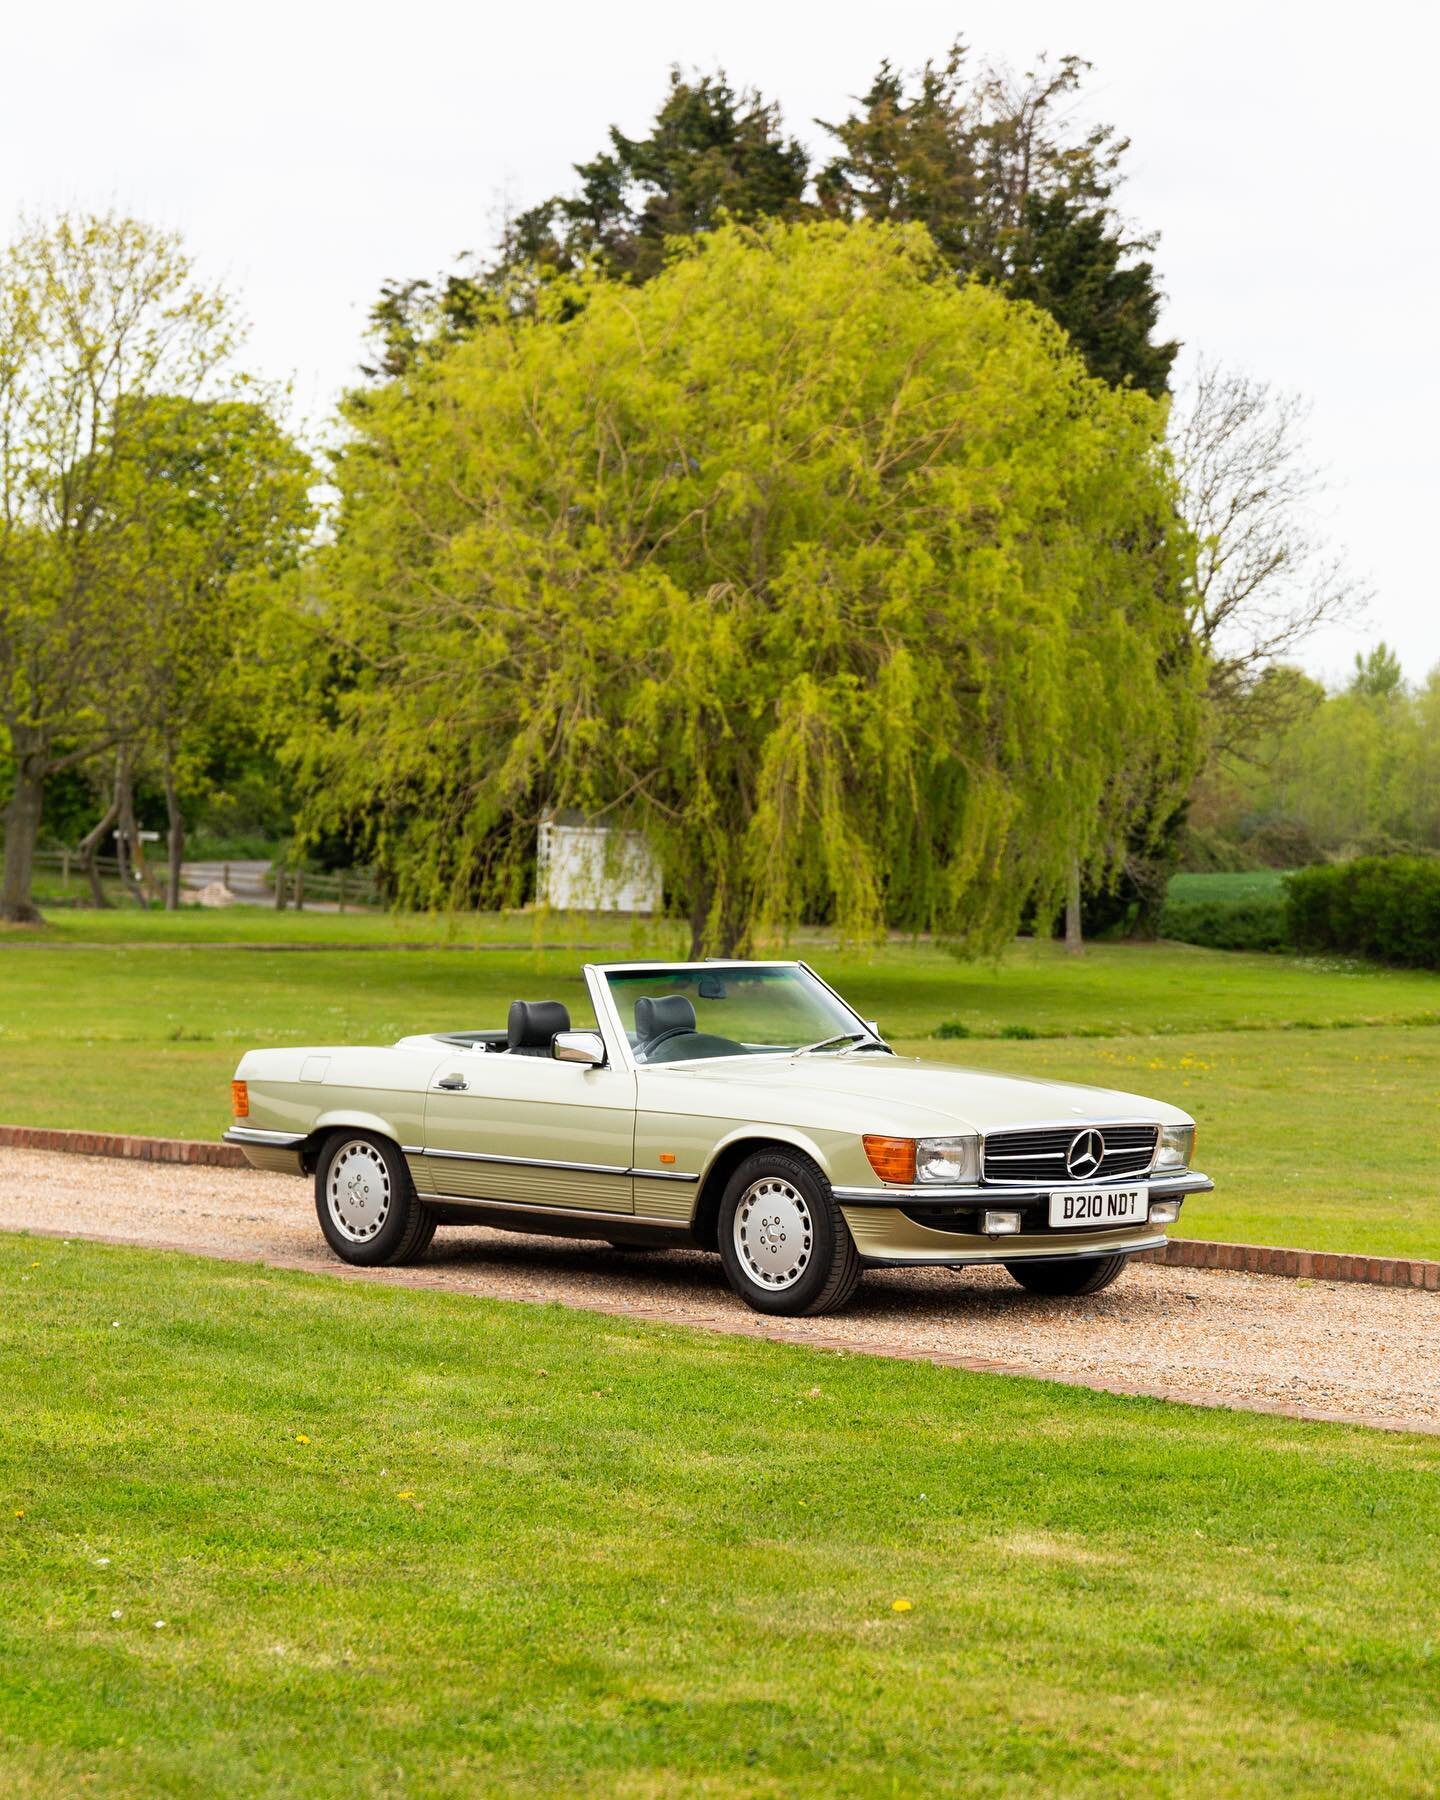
535;814;663;914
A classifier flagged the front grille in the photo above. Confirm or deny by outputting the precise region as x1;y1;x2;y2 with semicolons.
981;1123;1159;1186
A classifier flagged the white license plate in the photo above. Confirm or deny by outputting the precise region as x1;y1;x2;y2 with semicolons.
1048;1186;1149;1229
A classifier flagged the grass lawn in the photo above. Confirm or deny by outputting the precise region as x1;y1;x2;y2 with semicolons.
4;913;1440;1259
2;1237;1438;1796
1166;870;1291;904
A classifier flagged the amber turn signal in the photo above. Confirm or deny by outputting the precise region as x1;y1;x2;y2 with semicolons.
230;1080;249;1119
862;1135;915;1183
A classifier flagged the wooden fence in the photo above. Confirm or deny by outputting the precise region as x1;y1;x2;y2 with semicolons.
27;846;381;911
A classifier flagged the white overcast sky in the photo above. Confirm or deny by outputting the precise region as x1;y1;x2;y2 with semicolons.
6;0;1437;681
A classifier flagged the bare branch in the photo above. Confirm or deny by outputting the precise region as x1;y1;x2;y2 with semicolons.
1172;357;1369;744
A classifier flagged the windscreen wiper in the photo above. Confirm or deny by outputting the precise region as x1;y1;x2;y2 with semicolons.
791;1031;876;1057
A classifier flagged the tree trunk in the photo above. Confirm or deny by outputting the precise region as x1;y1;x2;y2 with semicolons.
0;743;46;925
163;758;184;911
78;772;122;909
687;871;744;959
687;875;712;960
1063;856;1084;956
115;762;149;909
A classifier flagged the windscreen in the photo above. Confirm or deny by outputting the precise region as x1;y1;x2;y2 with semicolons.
604;965;864;1065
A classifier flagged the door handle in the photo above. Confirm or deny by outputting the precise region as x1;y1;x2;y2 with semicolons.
436;1073;468;1091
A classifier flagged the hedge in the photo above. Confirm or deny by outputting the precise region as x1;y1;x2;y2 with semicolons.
1158;896;1289;953
1285;856;1440;969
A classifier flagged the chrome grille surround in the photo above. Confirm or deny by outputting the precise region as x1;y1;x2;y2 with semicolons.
980;1122;1160;1186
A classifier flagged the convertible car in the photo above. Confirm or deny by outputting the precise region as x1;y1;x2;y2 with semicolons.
225;959;1211;1316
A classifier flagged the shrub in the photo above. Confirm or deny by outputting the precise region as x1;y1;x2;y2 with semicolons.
934;1021;972;1040
1285;857;1440;969
1159;897;1289;953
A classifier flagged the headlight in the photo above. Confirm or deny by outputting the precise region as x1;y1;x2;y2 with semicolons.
1156;1124;1196;1170
916;1135;979;1184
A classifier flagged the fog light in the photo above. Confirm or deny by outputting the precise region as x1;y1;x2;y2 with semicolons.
981;1210;1023;1236
1149;1199;1182;1225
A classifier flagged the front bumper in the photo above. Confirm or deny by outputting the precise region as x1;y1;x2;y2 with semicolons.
835;1170;1212;1267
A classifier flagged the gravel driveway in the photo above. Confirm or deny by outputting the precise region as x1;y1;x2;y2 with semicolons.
5;1147;1437;1435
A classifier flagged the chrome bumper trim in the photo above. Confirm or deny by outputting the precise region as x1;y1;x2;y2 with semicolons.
832;1171;1213;1206
224;1127;306;1149
859;1230;1171;1268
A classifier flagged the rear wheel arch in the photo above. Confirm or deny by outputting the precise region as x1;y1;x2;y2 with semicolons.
312;1129;435;1266
302;1116;410;1175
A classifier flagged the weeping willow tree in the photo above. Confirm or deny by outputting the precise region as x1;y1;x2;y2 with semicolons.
301;219;1203;953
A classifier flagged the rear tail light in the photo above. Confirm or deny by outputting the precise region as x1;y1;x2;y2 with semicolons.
230;1080;249;1118
862;1135;915;1183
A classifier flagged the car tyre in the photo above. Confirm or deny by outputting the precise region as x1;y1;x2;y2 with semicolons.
717;1148;862;1317
315;1132;435;1267
1004;1253;1129;1297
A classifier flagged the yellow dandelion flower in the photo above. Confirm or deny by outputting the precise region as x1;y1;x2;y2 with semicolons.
891;1598;913;1613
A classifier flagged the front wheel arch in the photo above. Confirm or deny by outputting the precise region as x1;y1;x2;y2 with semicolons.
691;1133;832;1250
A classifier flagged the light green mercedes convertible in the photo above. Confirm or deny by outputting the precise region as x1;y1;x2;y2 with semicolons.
225;959;1211;1316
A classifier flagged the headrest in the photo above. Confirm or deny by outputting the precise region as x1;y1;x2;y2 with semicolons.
635;994;696;1042
507;999;571;1050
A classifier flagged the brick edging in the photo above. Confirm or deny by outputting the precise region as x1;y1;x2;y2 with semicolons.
0;1123;247;1168
2;1124;1437;1293
1137;1237;1440;1291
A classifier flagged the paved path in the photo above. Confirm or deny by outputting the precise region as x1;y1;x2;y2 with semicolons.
4;1148;1436;1435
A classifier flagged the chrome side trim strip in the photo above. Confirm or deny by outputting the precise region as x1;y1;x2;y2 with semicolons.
427;1191;690;1229
421;1146;628;1177
224;1126;306;1148
412;1145;698;1181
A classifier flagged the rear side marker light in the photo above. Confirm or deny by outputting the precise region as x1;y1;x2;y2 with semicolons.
231;1080;249;1119
863;1135;916;1183
981;1210;1023;1236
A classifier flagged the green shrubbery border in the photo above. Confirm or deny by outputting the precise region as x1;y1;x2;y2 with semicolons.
1158;897;1290;954
1285;857;1440;969
1159;857;1440;967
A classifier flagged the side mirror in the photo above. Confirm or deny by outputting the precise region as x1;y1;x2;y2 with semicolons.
553;1029;606;1067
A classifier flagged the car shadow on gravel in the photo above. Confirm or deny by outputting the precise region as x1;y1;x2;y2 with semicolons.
420;1227;1161;1323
